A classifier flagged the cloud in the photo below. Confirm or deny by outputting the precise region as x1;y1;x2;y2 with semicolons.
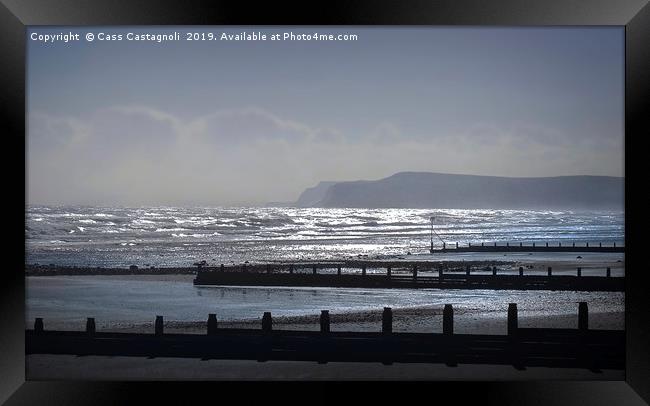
27;105;624;206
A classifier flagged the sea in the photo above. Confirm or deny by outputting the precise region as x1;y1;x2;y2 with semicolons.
26;206;625;267
25;206;625;329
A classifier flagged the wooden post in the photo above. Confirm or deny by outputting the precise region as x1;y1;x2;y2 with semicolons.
412;264;418;279
443;242;446;250
494;242;497;247
559;242;562;247
386;266;391;278
547;266;552;276
262;312;272;332
606;267;611;277
207;314;218;335
614;242;616;248
493;266;497;276
573;242;575;248
312;265;317;275
155;316;164;336
578;302;588;331
481;242;484;247
456;242;459;249
320;310;330;333
599;242;602;248
337;266;342;276
507;242;509;247
466;265;470;276
507;304;518;337
443;304;453;335
545;242;548;247
34;318;43;333
86;317;96;336
362;265;366;276
382;307;392;334
520;242;522;247
519;266;523;276
220;264;224;272
533;242;535;247
586;242;589;247
438;268;443;279
577;267;582;277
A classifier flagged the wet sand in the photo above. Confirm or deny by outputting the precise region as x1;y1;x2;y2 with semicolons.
25;253;625;380
100;307;623;335
26;355;625;380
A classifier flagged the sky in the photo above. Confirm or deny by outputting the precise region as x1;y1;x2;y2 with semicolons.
27;27;624;206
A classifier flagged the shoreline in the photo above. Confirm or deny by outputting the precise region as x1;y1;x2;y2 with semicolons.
25;254;624;277
34;305;624;335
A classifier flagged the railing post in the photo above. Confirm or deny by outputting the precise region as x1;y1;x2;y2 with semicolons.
386;266;391;278
412;264;418;279
599;242;602;248
289;264;294;274
573;242;575;248
337;266;342;276
519;266;523;276
493;266;497;276
494;242;497;247
578;302;588;331
546;242;549;247
586;242;589;247
438;268;443;279
362;265;366;276
320;310;330;333
547;267;552;276
34;318;43;334
520;242;522;247
86;317;96;336
577;267;582;277
443;304;453;335
382;307;392;334
456;242;459;249
559;242;562;247
312;265;317;275
207;313;218;335
155;315;164;336
466;265;470;276
220;263;224;272
507;303;518;337
614;242;616;248
443;242;446;250
533;242;535;247
606;267;611;277
262;312;272;332
507;242;509;247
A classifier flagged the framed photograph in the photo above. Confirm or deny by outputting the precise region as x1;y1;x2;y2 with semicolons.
2;0;648;404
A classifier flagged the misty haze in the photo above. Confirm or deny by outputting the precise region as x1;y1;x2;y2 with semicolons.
27;27;623;207
26;27;625;380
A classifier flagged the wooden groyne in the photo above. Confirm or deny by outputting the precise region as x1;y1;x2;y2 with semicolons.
433;241;624;253
193;263;624;292
25;302;624;370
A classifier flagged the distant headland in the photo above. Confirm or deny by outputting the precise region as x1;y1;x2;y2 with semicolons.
282;172;624;210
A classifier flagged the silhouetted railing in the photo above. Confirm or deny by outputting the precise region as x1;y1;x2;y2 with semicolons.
193;264;623;292
27;302;623;370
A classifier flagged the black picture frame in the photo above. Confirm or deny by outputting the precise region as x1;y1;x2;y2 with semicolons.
1;0;648;404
